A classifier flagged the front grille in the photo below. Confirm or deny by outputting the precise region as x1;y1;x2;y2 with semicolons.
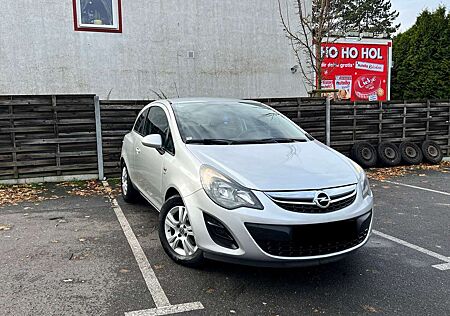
245;211;371;257
266;185;357;214
273;194;356;213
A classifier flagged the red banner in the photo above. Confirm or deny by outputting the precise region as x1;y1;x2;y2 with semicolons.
320;40;391;101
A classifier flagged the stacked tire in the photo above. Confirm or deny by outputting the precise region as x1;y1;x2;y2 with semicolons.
421;140;444;164
377;141;401;166
351;140;443;168
399;142;422;165
351;142;378;168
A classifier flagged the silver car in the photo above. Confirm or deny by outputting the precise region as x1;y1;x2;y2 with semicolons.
120;98;373;267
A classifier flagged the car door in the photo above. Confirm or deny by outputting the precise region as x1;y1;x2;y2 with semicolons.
129;107;149;188
135;105;173;209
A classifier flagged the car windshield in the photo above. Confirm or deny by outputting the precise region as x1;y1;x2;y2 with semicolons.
172;101;309;144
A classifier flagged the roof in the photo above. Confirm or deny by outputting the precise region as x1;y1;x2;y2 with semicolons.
168;97;255;105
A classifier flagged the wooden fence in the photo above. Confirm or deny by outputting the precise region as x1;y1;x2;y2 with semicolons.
260;98;450;158
1;95;449;180
100;100;149;177
0;95;99;181
99;98;450;177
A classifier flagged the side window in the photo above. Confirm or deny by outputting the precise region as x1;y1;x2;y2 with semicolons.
133;108;149;135
148;107;175;155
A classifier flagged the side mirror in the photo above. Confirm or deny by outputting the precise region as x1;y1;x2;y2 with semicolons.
142;134;162;149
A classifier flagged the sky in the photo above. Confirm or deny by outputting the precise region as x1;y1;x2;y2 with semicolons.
392;0;449;33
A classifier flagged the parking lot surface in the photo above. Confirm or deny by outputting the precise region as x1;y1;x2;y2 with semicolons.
1;166;449;315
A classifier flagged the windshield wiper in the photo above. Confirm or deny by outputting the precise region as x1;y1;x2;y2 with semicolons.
258;137;308;143
185;138;235;145
186;138;308;145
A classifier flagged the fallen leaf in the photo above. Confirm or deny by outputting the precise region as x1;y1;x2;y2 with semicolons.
367;161;450;181
362;305;378;313
0;224;12;231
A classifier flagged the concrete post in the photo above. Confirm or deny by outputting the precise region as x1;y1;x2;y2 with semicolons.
326;97;331;146
94;96;104;180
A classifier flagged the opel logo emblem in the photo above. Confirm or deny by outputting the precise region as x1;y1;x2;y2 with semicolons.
314;191;331;208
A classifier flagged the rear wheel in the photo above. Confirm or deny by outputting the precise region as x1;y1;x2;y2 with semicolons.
421;140;443;164
399;142;423;165
377;142;401;166
121;164;139;203
159;195;204;267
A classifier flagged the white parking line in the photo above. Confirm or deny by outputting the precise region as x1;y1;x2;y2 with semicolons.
103;181;204;315
382;180;450;196
125;302;205;316
373;230;450;271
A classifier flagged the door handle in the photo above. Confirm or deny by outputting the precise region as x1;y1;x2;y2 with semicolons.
163;167;167;174
136;147;141;154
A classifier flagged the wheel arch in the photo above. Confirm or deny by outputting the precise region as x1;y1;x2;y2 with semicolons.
165;187;181;202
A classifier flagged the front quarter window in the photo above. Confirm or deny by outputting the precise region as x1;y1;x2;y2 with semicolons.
148;107;175;155
133;108;149;135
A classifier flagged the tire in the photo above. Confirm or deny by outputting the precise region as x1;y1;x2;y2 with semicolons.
399;142;423;165
421;140;443;164
351;141;378;168
121;164;139;203
158;195;204;267
377;142;401;166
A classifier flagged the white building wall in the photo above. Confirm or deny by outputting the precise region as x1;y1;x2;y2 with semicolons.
0;0;309;99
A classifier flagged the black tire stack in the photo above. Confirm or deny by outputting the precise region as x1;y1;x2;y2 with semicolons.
351;140;443;168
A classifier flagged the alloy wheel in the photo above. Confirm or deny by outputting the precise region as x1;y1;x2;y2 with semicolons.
164;206;198;256
122;167;128;196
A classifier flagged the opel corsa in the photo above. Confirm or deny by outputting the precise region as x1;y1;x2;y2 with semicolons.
121;98;373;267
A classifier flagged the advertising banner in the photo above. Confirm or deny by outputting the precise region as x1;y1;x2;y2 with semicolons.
320;39;392;101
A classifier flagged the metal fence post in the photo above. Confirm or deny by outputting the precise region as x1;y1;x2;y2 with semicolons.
326;97;331;146
94;96;105;180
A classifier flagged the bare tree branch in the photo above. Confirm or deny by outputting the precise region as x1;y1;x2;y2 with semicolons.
278;0;342;94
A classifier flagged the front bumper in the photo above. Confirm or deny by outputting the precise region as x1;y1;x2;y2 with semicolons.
184;188;373;266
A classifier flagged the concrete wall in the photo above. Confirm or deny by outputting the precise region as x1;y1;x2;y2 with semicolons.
0;0;309;99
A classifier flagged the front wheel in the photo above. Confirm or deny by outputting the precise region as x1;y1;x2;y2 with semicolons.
158;195;204;267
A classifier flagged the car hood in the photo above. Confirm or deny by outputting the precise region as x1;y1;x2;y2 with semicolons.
187;141;358;191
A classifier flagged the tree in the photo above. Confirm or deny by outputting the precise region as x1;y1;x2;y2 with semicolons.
391;6;450;99
278;0;342;92
337;0;400;36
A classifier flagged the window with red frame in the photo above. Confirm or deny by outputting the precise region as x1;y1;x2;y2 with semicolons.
73;0;122;33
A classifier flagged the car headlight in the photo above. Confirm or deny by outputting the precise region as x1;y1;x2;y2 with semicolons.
200;165;263;210
360;171;372;199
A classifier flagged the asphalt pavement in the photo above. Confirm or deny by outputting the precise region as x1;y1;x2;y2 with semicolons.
0;167;449;315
